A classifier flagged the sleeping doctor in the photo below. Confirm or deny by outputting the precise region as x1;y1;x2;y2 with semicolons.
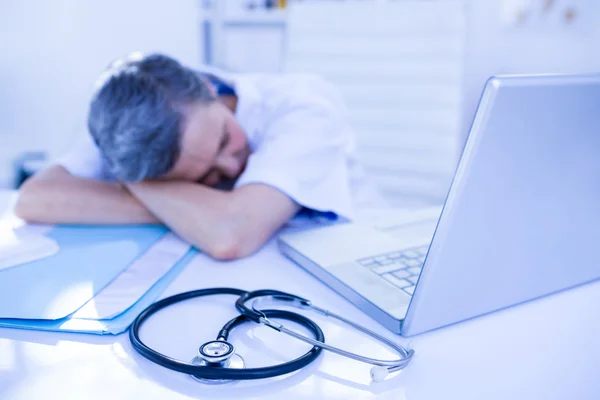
15;52;381;260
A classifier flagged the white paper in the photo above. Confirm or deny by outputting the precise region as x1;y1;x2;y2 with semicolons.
72;232;191;320
0;227;59;271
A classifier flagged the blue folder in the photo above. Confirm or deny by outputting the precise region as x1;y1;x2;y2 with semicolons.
0;225;195;335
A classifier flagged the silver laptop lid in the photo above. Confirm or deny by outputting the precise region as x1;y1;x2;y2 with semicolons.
403;74;600;335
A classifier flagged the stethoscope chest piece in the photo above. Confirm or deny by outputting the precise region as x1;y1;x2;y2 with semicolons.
190;340;246;384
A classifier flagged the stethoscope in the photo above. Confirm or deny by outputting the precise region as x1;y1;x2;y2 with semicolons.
129;288;414;384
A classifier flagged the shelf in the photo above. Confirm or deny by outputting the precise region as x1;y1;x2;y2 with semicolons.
203;15;287;25
224;13;286;24
201;3;287;26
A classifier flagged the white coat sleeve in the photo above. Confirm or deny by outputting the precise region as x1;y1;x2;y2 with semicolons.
234;96;355;221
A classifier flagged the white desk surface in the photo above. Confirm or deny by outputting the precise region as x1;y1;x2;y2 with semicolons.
1;190;599;400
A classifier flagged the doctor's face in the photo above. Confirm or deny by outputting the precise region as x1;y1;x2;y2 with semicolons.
163;101;251;186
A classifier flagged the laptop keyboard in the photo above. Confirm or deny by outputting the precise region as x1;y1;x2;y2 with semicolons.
356;246;428;296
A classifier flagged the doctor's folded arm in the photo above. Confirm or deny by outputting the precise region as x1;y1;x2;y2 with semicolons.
14;53;376;260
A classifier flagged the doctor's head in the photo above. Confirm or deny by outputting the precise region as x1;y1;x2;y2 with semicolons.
87;53;250;186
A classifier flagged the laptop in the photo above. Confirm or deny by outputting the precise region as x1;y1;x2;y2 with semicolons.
278;74;600;336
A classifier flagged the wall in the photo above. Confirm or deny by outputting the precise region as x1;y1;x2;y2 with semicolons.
461;0;600;139
0;0;202;188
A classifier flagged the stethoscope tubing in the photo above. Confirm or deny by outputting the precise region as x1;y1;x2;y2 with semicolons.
129;288;325;380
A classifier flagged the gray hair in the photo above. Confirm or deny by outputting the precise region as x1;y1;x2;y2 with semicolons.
87;53;216;182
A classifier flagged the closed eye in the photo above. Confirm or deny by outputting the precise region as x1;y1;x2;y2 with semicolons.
219;128;230;152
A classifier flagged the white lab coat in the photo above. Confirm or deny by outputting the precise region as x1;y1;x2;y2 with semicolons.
58;67;384;223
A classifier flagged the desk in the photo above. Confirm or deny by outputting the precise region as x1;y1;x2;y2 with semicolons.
1;190;599;400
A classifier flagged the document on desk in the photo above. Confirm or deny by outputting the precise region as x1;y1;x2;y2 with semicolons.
0;225;197;335
0;225;169;320
0;248;198;335
0;226;59;271
71;232;190;320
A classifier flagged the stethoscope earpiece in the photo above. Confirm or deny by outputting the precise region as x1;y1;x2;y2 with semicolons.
370;366;390;383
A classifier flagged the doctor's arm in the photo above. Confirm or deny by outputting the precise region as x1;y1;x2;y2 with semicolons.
14;165;160;225
124;180;300;260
